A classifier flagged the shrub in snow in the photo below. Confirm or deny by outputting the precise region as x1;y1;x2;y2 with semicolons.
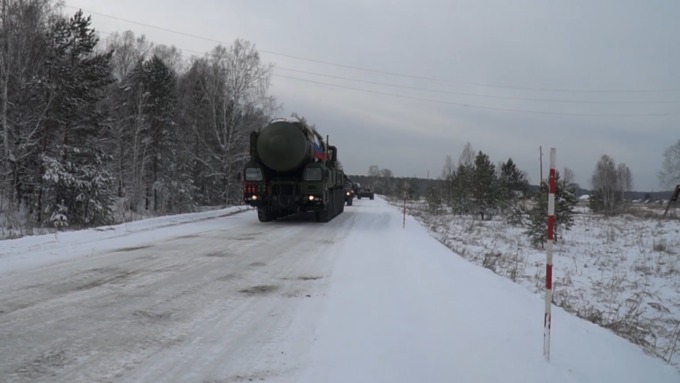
50;202;69;229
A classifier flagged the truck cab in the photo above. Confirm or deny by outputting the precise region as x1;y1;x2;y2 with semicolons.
344;179;355;206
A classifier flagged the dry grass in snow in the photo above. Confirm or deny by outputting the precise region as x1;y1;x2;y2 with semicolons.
402;200;680;370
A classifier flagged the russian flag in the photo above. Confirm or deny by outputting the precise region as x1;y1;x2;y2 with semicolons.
313;142;327;160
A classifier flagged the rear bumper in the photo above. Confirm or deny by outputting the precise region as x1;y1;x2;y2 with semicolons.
243;195;327;210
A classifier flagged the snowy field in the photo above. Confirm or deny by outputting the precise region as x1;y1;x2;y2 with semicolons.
0;198;678;382
405;199;680;371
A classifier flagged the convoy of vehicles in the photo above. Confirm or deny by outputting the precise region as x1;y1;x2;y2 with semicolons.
351;182;374;200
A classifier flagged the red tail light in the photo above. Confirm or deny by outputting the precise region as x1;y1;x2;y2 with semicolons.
243;182;258;194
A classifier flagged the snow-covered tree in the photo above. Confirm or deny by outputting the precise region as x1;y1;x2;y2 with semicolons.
0;0;54;211
176;40;274;205
42;146;114;225
39;10;115;225
102;30;152;199
134;55;178;211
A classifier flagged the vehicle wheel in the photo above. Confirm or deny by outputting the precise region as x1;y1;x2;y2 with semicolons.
316;207;330;222
370;195;374;200
347;198;353;206
257;206;274;222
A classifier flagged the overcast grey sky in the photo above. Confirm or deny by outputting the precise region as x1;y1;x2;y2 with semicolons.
65;0;680;191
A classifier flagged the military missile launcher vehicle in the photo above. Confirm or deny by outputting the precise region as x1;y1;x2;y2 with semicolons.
242;118;346;222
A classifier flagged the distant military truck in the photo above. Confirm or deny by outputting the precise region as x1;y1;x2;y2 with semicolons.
357;187;374;200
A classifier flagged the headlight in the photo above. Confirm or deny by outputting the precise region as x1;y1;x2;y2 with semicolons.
308;195;315;201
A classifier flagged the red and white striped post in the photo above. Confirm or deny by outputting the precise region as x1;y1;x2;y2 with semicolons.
544;148;556;361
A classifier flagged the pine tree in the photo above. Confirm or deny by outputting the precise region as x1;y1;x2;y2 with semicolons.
450;163;472;215
470;151;498;220
39;10;115;226
555;174;578;236
498;157;529;223
42;146;114;225
498;158;529;201
525;171;577;248
425;182;442;215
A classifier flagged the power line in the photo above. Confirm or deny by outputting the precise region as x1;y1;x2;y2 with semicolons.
95;28;680;117
64;3;680;94
80;9;680;116
274;74;680;117
94;29;680;106
274;67;680;105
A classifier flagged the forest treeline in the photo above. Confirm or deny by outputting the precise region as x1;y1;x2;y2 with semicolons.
0;2;276;229
2;3;678;234
352;141;658;247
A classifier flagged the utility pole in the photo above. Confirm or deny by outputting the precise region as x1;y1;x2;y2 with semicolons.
539;146;543;185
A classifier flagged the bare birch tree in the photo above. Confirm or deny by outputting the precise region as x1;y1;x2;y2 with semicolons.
441;155;454;206
181;39;275;205
590;155;632;215
104;31;152;202
616;162;632;204
659;139;680;189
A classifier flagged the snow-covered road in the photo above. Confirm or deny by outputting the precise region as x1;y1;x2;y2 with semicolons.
0;208;353;382
1;198;678;382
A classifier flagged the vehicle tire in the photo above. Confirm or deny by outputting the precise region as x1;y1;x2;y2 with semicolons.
257;206;274;222
316;206;330;222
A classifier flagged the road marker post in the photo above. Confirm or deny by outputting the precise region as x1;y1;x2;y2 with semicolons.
544;148;556;362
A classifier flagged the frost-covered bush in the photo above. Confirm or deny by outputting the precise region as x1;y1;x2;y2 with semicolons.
50;201;69;229
42;146;115;227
